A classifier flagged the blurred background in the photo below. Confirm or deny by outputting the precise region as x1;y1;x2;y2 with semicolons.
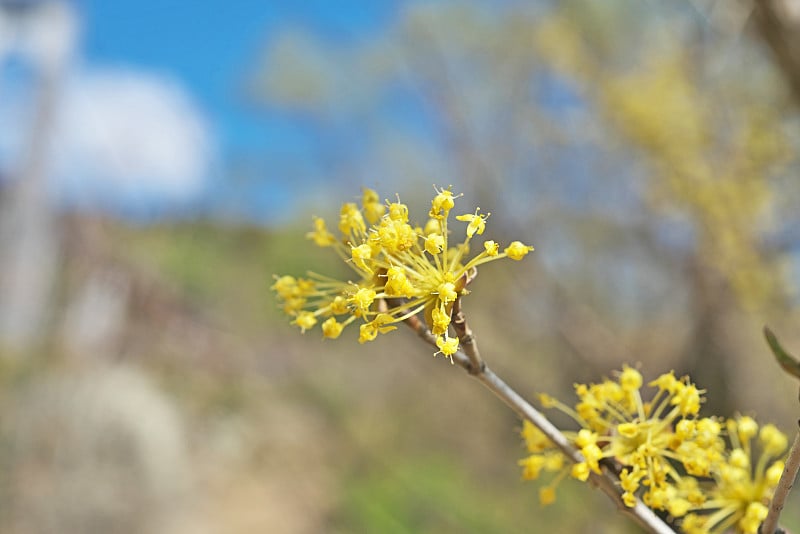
2;0;800;532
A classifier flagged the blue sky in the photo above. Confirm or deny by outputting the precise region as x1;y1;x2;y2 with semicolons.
1;0;589;222
1;0;587;222
79;0;399;160
1;0;406;220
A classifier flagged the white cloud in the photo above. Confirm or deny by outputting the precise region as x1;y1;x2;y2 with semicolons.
0;65;216;212
50;67;215;209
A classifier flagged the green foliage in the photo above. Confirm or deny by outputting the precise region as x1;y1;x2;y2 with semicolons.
334;454;624;534
113;221;342;330
765;327;800;382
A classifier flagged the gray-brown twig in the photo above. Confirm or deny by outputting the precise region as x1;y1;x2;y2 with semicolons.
451;296;484;374
761;426;800;534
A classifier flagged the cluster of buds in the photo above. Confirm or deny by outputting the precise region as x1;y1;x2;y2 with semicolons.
272;187;533;360
520;366;787;534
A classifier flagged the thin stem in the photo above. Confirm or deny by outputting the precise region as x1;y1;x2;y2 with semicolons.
400;312;676;534
762;428;800;534
451;296;484;374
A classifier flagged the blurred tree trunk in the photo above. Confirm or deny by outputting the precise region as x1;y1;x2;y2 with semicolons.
753;0;800;104
0;70;59;352
0;2;73;353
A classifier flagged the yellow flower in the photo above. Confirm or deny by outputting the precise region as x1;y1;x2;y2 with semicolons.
739;502;768;534
388;201;409;223
321;317;344;339
430;304;451;336
271;275;297;299
384;266;415;297
619;365;642;391
435;334;459;360
617;422;639;439
539;486;557;506
765;461;784;486
430;186;456;219
736;416;758;442
436;281;458;304
620;468;643;495
307;217;336;246
329;295;349;315
571;462;590;481
351;243;373;273
680;415;788;534
362;188;385;224
538;367;714;509
760;423;788;456
358;322;379;344
667;498;691;519
422;218;439;235
519;454;546;480
518;439;570;504
351;287;377;314
358;313;397;344
424;233;445;255
272;187;533;353
456;208;489;237
525;365;790;529
574;429;598;448
505;241;534;260
671;382;702;416
339;202;366;236
291;311;317;333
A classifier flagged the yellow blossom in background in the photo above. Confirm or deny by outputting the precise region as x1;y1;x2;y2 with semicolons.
679;416;788;534
518;420;570;505
306;217;336;247
271;187;534;359
519;367;789;534
535;13;791;311
537;365;714;506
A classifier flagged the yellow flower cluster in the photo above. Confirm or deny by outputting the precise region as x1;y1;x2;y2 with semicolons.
272;187;533;359
680;416;787;534
536;14;789;312
520;367;788;534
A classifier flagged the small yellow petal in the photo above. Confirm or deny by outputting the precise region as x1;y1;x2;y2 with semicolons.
435;334;459;357
504;241;534;260
321;317;344;339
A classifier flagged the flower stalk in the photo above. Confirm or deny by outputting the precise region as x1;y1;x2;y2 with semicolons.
762;427;800;534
